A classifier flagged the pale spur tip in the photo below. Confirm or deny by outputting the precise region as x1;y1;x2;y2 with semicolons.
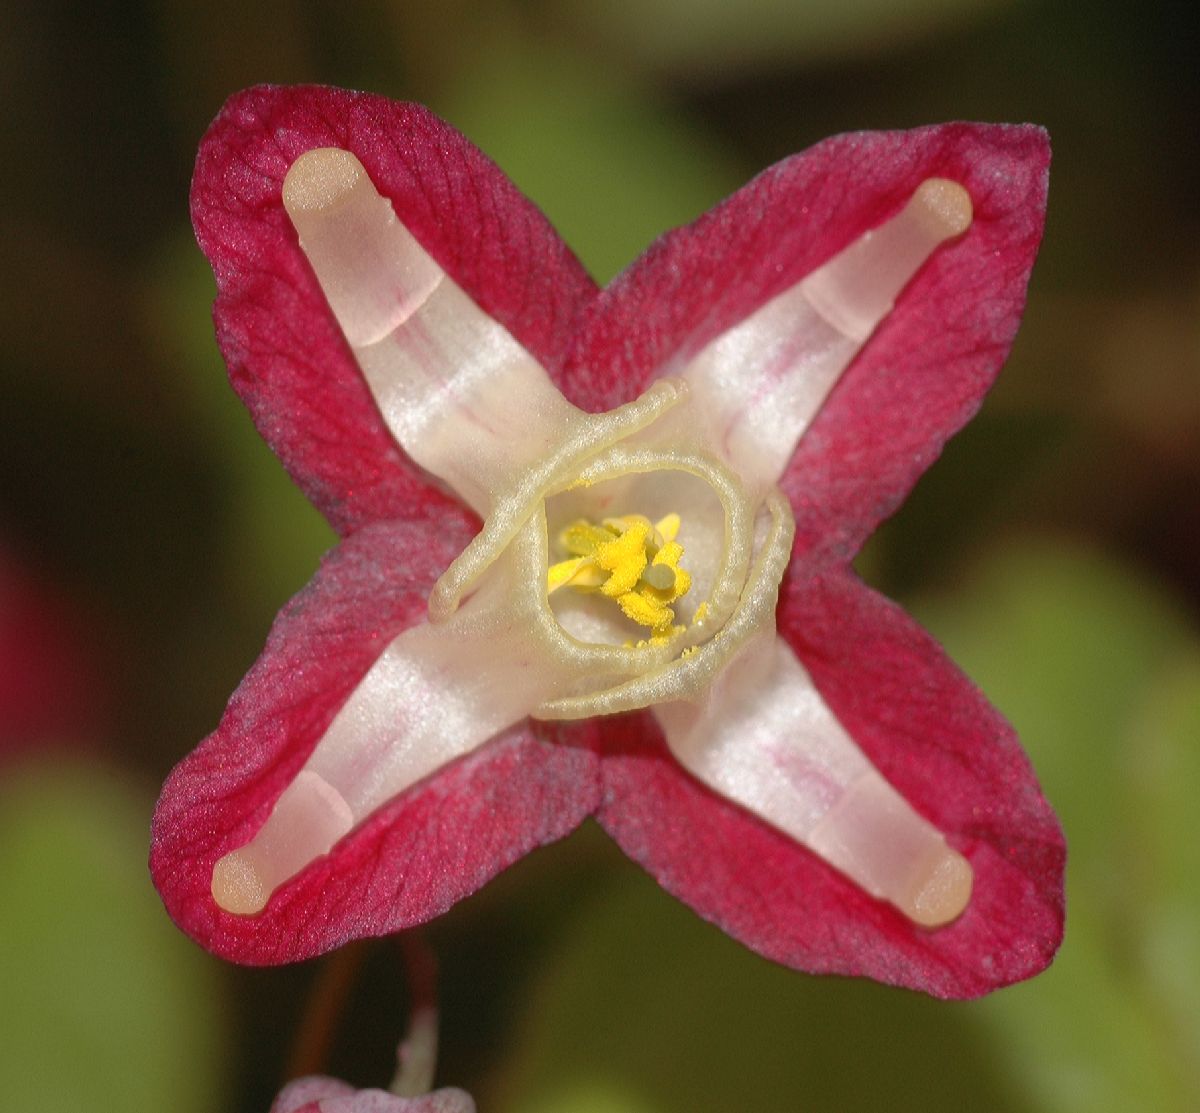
211;849;268;916
208;769;354;916
282;147;363;214
798;176;975;344
904;847;974;928
911;177;974;239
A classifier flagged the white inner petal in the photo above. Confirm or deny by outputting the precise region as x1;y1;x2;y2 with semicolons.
284;147;584;515
674;178;973;493
655;634;972;926
211;520;604;916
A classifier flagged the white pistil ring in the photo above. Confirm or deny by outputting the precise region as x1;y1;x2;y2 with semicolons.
496;443;761;685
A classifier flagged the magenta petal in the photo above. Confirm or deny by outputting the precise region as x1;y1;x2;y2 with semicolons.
598;565;1064;999
192;85;599;535
151;511;601;964
570;123;1048;562
780;126;1049;562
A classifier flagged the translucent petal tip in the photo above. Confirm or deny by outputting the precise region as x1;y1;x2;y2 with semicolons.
911;178;973;239
208;770;354;916
804;769;975;929
282;147;363;213
904;847;974;928
211;849;268;916
798;176;974;344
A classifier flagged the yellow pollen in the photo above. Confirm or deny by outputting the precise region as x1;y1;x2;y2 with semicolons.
596;523;651;597
547;511;692;639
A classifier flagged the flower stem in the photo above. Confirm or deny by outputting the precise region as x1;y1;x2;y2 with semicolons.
389;931;440;1097
284;941;367;1080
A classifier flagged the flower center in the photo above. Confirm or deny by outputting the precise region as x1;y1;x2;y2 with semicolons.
547;512;692;643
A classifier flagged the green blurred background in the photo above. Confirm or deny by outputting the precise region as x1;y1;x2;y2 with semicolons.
2;1;1198;1110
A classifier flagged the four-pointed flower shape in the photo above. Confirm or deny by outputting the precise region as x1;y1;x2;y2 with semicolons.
151;85;1065;998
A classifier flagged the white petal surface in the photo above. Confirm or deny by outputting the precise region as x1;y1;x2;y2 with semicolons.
674;178;973;493
212;525;585;914
655;633;972;925
284;148;582;514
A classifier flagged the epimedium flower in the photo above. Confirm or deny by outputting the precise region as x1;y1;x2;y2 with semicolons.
273;1079;474;1113
271;968;473;1113
151;85;1065;998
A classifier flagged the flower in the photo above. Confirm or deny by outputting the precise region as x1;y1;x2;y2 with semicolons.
151;85;1064;997
272;1078;474;1113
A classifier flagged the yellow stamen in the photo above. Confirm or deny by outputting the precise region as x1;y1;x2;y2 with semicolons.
560;520;617;557
546;510;694;640
596;523;651;597
655;513;680;543
617;590;674;631
547;556;591;593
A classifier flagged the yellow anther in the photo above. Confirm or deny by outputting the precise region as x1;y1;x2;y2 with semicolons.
654;540;683;567
617;591;674;631
560;520;616;558
603;514;653;536
596;523;651;597
547;556;591;593
655;513;681;544
546;510;693;640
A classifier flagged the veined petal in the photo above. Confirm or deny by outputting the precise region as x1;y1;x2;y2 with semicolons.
207;510;643;917
190;85;599;535
150;515;601;964
782;127;1049;563
598;564;1064;998
777;567;1065;920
